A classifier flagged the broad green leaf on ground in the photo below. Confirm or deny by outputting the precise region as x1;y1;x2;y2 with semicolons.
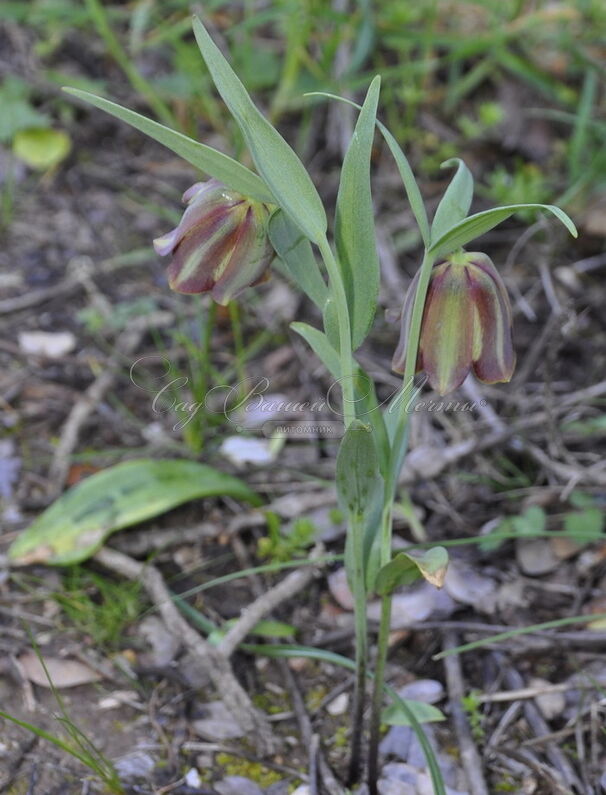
382;699;445;726
335;76;381;350
291;321;341;379
192;16;326;244
430;158;474;244
429;203;577;258
62;88;273;203
268;210;327;309
8;459;261;566
375;546;449;596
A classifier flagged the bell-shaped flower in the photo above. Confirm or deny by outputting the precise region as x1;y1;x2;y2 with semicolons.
392;251;515;395
153;179;274;304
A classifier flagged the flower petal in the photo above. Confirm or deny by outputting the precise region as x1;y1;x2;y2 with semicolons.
211;206;273;304
466;254;515;384
419;262;474;394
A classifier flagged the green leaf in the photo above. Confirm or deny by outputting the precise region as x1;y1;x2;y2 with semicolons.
375;547;449;596
13;128;71;170
249;619;296;639
268;210;327;309
336;420;381;517
382;699;445;726
335;76;381;350
192;16;326;244
8;459;261;566
290;322;341;379
429;203;577;258
511;505;546;537
353;366;390;478
564;508;604;541
430;157;474;243
62;87;273;203
305;91;430;246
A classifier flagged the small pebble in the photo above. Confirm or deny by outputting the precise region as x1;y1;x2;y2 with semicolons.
192;701;245;741
326;692;349;716
377;780;415;795
215;776;264;795
397;679;444;705
114;751;155;780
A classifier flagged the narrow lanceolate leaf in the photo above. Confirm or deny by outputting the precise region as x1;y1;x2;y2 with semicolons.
429;203;578;258
268;210;328;309
336;420;381;517
305;91;430;246
290;322;341;379
430;158;474;244
62;88;273;203
8;459;261;566
380;122;431;247
192;16;326;244
335;76;380;350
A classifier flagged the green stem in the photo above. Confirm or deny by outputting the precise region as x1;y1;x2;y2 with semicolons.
367;591;392;792
347;512;368;785
228;300;247;398
318;237;356;428
367;249;437;795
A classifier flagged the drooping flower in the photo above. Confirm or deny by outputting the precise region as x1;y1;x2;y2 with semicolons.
153;179;274;304
392;251;515;395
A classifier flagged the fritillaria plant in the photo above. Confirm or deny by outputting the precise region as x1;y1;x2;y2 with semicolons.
64;17;577;794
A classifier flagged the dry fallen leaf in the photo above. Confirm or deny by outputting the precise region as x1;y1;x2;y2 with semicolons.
18;650;102;688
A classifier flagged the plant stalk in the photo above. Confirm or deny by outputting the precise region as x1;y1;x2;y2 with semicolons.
347;511;369;785
367;249;436;793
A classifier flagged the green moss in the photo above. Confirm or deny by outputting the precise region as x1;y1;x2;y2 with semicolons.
493;777;518;792
331;725;349;749
305;685;328;712
215;753;282;787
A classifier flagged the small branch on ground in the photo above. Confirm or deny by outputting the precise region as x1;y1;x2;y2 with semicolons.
94;545;276;755
442;630;489;795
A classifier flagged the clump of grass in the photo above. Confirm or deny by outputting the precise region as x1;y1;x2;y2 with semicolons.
54;566;144;649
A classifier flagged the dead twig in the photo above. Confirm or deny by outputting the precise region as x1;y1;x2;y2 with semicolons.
502;663;584;793
93;546;276;755
442;630;489;795
217;545;322;657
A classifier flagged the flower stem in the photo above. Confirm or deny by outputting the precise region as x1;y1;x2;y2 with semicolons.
367;249;436;793
347;511;368;785
318;236;363;778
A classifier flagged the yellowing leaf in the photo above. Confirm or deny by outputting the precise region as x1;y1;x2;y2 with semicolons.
8;459;261;566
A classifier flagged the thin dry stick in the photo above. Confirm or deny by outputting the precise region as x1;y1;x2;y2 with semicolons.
217;546;322;657
442;630;489;795
502;664;583;793
93;546;276;755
